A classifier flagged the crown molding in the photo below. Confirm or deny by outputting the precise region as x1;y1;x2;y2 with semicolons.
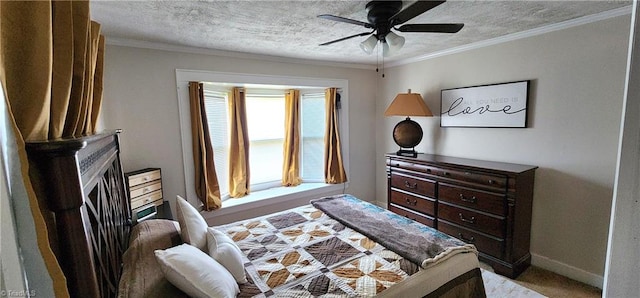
386;5;633;68
105;38;375;70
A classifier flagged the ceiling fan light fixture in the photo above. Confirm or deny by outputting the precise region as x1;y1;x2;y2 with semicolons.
319;0;463;58
385;31;405;53
359;34;378;54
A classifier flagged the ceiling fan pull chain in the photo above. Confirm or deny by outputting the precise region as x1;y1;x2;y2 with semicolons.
376;42;380;74
381;45;385;78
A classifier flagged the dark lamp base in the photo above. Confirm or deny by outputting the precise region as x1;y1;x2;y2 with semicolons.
396;148;417;157
392;117;422;158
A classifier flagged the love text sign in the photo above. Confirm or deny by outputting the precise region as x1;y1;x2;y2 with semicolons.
441;80;530;128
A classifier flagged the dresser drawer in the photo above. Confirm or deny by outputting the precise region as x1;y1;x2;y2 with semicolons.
131;190;163;209
388;204;435;228
390;190;435;216
128;169;161;187
439;183;506;216
438;168;507;190
438;221;504;259
388;160;441;176
390;173;435;197
438;203;505;238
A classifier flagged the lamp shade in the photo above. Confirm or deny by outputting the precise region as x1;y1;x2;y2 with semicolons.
384;89;433;117
359;35;378;55
385;31;405;54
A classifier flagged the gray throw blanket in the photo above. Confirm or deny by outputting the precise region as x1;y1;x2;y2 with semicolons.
311;194;477;268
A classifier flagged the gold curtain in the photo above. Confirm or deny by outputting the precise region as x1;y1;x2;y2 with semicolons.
0;0;106;296
228;87;250;197
188;82;222;211
1;1;103;141
282;89;301;186
324;88;347;184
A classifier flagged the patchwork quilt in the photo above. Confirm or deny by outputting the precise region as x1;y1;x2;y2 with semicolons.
214;195;475;297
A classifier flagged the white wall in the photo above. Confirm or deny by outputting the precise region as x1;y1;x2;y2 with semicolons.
604;2;640;296
101;46;378;217
376;15;631;287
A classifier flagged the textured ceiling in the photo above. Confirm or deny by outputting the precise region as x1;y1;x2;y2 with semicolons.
91;1;631;65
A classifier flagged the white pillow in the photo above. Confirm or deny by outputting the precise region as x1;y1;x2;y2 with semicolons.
175;195;208;251
155;244;239;298
206;227;248;284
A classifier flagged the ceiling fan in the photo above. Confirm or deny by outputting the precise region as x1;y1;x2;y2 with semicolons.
318;0;463;56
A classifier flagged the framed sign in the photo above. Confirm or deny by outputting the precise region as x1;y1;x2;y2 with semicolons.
441;80;530;128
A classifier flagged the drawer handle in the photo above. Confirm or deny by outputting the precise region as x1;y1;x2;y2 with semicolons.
458;213;476;224
426;169;432;173
404;181;418;189
458;233;475;243
143;187;150;193
459;194;477;203
443;172;451;176
142;177;149;182
488;179;495;184
405;198;418;206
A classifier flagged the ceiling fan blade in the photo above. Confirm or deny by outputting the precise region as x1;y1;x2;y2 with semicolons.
390;0;446;26
319;32;373;46
318;14;373;28
397;23;464;33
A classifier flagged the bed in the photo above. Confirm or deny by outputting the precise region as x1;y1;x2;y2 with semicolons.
26;131;486;297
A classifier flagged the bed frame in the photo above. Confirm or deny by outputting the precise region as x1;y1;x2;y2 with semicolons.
26;131;131;298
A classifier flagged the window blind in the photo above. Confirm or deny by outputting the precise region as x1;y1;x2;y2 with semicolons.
203;90;230;198
301;93;326;181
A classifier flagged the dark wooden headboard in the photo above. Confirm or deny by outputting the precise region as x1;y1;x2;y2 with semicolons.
26;130;132;298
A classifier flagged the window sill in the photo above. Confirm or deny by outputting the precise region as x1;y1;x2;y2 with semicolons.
203;183;346;223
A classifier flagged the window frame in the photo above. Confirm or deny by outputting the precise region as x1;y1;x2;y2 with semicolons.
175;70;349;208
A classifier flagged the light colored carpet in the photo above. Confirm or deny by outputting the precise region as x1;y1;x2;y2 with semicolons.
480;264;602;298
482;269;547;297
510;266;602;298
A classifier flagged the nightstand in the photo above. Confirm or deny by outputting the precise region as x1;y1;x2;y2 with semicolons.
125;168;166;223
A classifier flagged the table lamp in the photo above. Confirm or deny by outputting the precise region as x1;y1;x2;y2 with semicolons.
384;89;433;157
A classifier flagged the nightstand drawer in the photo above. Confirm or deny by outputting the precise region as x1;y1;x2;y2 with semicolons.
438;221;504;259
390;190;435;216
130;181;162;199
390;173;435;197
388;204;435;227
439;183;506;216
128;169;161;187
131;190;163;209
438;203;505;238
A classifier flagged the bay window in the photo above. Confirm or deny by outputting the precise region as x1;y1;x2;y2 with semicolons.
203;86;328;200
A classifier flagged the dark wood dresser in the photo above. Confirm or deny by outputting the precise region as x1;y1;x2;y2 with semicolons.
386;153;537;278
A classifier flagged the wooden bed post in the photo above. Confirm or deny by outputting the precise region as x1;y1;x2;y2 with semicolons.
26;131;131;298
